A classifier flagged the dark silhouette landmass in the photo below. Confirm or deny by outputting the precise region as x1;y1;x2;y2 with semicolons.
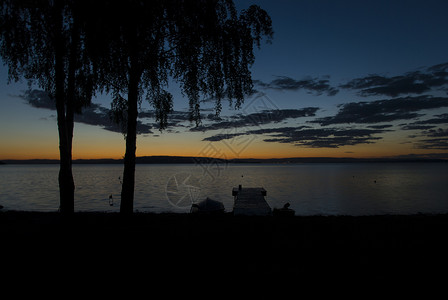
1;155;447;165
1;211;447;292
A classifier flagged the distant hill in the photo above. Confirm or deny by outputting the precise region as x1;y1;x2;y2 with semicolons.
1;156;220;164
136;155;224;164
1;155;446;165
1;159;61;164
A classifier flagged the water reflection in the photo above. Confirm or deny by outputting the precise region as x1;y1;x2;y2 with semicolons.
0;163;447;215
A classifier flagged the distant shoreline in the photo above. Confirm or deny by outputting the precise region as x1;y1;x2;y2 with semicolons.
1;155;447;164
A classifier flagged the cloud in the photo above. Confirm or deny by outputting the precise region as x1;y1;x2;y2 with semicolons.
190;107;319;132
401;112;448;149
411;113;448;125
139;110;192;123
367;124;394;129
24;89;55;109
261;127;386;148
400;113;448;131
401;125;436;131
340;62;448;97
25;89;281;134
294;136;382;148
23;89;153;134
311;96;448;126
203;125;387;148
414;127;448;150
75;104;126;133
254;75;339;96
415;138;448;150
425;128;448;137
202;132;246;142
201;126;305;142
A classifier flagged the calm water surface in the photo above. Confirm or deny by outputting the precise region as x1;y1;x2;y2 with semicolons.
1;163;447;215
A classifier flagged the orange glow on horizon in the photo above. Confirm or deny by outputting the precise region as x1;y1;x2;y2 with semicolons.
2;147;441;161
1;147;445;161
1;126;445;160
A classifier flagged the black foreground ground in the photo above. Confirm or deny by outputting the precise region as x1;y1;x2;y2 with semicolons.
1;211;447;296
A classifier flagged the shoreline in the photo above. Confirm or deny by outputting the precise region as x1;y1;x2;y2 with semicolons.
2;209;447;230
2;209;448;219
2;208;448;219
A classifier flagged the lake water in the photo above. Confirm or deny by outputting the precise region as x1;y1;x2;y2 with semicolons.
1;163;447;215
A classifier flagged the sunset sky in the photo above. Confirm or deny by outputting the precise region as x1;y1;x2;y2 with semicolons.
1;0;448;160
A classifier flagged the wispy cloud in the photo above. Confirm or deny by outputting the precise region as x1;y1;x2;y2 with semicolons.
310;96;448;126
200;93;448;148
415;138;448;150
254;75;339;96
412;127;448;150
262;127;386;148
23;89;152;134
410;113;448;125
190;107;319;132
203;126;387;148
340;62;448;97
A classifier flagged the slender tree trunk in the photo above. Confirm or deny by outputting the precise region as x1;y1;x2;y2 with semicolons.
57;116;75;215
54;6;75;215
62;20;79;215
120;59;140;214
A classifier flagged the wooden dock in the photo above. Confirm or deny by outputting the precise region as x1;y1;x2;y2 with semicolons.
232;186;272;216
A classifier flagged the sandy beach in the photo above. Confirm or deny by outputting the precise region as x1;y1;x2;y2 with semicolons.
1;211;447;295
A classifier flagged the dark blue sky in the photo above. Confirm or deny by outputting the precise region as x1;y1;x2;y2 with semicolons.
1;0;448;159
245;0;448;79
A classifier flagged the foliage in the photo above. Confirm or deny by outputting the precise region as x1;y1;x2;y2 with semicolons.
0;0;96;111
91;0;273;129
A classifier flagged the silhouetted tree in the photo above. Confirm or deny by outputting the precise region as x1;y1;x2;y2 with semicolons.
90;0;273;214
0;0;96;214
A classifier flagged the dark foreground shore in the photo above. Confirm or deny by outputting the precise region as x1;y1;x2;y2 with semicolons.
1;211;447;295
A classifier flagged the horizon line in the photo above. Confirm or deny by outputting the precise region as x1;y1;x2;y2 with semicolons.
1;154;447;163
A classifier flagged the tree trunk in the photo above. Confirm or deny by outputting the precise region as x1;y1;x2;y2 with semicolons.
54;5;75;215
61;19;79;215
58;127;75;215
120;61;140;214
